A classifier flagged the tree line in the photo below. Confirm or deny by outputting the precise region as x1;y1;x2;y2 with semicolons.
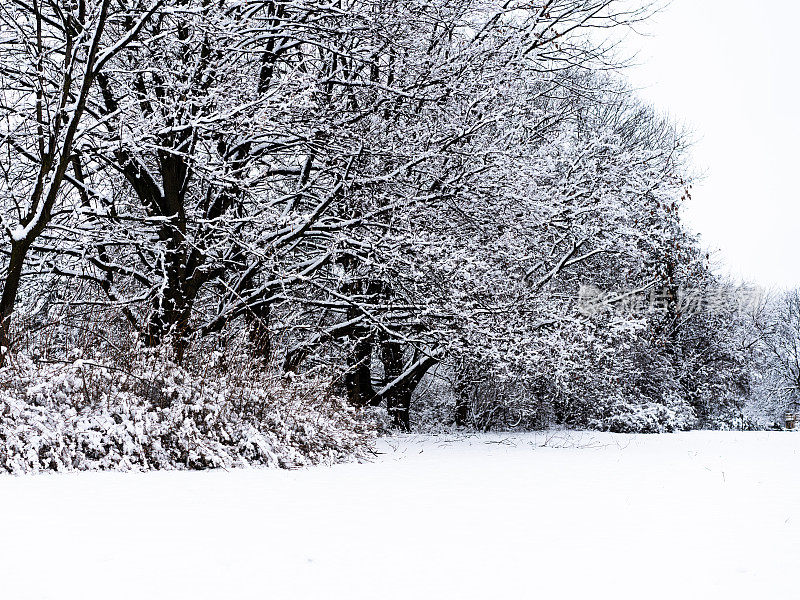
0;0;782;433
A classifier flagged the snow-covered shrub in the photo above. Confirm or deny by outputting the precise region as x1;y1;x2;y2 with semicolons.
589;399;695;434
407;363;553;433
0;350;376;474
407;372;460;433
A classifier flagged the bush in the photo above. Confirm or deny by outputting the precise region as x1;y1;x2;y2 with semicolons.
589;399;695;434
0;350;376;474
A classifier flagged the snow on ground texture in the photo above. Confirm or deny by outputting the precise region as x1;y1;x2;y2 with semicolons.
1;431;798;599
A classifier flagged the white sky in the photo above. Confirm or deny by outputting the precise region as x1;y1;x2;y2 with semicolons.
621;0;800;289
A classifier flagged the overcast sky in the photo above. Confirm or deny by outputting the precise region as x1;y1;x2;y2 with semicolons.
620;0;800;289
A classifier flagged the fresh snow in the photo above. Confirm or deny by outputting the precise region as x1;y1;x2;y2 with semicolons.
1;431;798;599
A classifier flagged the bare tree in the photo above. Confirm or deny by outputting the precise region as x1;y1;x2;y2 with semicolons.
0;0;159;361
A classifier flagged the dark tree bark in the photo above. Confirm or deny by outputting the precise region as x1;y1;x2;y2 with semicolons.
248;303;272;361
455;391;470;427
379;351;438;431
380;339;407;426
0;240;32;355
344;330;376;407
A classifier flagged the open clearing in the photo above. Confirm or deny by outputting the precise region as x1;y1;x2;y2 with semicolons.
1;431;798;599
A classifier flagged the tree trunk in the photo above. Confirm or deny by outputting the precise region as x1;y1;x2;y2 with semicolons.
144;235;193;363
455;391;469;427
381;340;407;426
380;352;437;431
0;240;30;362
345;330;375;407
248;303;272;361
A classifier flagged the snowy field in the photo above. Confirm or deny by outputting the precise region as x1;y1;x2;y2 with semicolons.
1;431;799;600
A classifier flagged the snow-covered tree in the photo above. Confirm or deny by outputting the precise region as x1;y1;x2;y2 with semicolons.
0;0;159;361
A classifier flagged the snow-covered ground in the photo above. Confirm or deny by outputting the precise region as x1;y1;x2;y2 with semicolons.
1;431;798;599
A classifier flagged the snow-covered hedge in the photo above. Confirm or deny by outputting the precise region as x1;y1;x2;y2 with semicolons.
0;352;376;474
